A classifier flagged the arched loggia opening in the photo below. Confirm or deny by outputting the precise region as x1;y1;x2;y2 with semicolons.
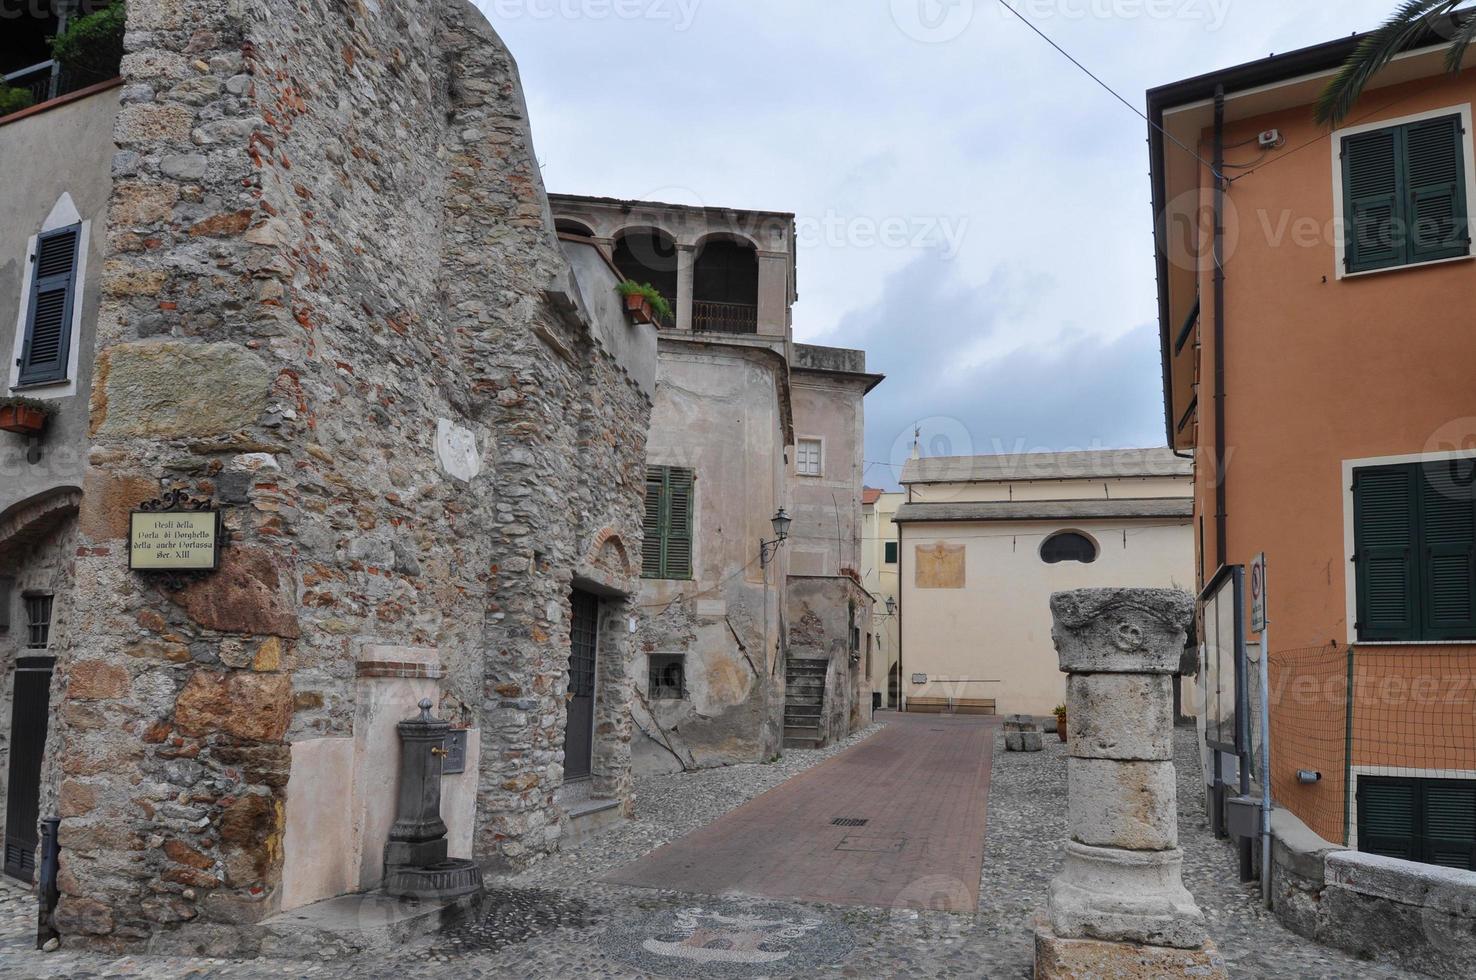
693;235;758;334
612;228;679;328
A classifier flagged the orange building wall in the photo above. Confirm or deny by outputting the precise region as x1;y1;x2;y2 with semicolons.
1183;69;1476;842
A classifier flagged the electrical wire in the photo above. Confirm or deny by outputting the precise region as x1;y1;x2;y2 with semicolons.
992;0;1226;181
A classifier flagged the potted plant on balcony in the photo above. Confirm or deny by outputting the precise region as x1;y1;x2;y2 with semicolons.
0;84;35;117
0;397;54;436
615;281;672;326
51;0;127;90
1053;703;1068;742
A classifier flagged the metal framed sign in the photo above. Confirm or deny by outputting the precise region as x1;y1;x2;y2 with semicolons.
1249;553;1267;634
129;490;222;574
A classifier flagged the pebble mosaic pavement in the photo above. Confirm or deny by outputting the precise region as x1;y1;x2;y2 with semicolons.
0;719;1422;978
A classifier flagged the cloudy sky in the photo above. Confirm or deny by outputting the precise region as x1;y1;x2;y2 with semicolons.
476;0;1397;487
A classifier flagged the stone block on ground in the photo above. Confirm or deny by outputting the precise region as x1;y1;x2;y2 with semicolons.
1006;731;1044;752
1034;920;1227;979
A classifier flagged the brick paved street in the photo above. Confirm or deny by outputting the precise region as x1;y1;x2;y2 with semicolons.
0;721;1421;978
605;713;994;912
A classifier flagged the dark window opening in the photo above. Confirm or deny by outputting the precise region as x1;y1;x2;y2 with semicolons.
1353;459;1476;641
884;541;898;564
649;654;686;700
1358;775;1476;870
613;229;678;327
24;594;52;649
1041;531;1098;565
693;238;758;333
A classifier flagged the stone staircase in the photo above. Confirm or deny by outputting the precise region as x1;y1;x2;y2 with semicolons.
783;658;828;748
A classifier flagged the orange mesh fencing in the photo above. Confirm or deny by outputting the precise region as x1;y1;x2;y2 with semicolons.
1267;643;1476;846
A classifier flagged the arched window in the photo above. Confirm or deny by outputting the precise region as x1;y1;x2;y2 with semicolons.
1041;531;1098;564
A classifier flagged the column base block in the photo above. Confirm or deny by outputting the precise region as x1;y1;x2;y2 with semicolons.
1034;921;1227;979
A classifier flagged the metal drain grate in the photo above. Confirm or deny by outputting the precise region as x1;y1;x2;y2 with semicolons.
831;817;868;827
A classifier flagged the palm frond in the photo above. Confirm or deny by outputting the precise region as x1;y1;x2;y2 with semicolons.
1315;0;1460;127
1442;8;1476;72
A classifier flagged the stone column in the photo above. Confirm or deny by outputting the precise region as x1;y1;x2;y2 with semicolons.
1035;588;1226;979
675;244;696;332
755;251;790;337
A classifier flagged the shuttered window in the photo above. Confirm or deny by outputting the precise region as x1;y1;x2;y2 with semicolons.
642;466;694;580
18;225;81;386
1342;114;1470;274
1358;776;1476;870
1353;460;1476;641
796;439;823;477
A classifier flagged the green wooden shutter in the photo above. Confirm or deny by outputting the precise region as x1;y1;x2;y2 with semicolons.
642;468;664;579
1417;461;1476;640
1358;777;1419;860
1343;128;1405;273
18;225;80;385
1353;465;1419;641
664;468;693;580
641;466;694;580
1421;779;1476;870
1404;115;1470;264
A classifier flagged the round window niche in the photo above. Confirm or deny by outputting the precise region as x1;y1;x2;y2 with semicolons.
1041;531;1098;565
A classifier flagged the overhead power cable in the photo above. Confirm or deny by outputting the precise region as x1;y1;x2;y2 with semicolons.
992;0;1225;180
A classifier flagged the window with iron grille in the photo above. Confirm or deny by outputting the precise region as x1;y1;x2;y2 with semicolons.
648;654;686;700
24;594;53;649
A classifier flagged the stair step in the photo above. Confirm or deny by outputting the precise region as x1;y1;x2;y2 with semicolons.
785;707;822;720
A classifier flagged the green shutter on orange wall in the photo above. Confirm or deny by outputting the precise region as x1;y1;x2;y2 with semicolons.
1343;127;1405;273
1343;114;1471;273
1404;115;1470;264
1353;464;1419;641
1417;460;1476;641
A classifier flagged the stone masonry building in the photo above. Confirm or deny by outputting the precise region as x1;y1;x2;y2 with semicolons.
0;0;655;953
549;195;883;774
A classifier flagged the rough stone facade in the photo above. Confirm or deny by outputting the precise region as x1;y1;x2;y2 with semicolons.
2;0;652;953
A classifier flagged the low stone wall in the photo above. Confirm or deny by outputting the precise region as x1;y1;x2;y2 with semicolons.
1269;807;1476;977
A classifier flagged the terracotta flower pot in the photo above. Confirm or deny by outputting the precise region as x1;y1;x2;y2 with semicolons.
0;404;48;435
623;293;653;324
1055;713;1068;741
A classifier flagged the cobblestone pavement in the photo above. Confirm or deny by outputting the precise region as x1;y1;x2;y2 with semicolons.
0;720;1419;978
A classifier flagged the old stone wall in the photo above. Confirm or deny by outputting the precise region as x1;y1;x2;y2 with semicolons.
40;0;651;952
786;574;871;746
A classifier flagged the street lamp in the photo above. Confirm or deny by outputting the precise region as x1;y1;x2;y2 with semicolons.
759;508;791;566
885;596;897;617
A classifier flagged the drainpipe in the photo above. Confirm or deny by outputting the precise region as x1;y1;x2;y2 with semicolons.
897;524;905;714
1212;86;1228;566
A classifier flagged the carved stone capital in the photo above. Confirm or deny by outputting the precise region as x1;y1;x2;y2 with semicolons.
1049;588;1195;675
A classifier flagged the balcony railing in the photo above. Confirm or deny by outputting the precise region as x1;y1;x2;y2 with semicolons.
693;300;758;334
2;61;116;118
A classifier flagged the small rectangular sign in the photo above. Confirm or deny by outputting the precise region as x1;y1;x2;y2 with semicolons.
1249;552;1267;634
129;511;221;571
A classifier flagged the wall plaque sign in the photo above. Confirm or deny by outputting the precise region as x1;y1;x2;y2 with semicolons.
129;490;222;575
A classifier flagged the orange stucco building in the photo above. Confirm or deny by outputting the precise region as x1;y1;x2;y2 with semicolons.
1150;27;1476;861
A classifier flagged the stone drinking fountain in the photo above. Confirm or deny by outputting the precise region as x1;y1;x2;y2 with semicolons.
382;698;483;900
